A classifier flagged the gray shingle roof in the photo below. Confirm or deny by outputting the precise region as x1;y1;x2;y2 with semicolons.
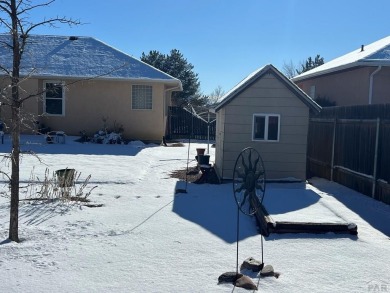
0;34;182;88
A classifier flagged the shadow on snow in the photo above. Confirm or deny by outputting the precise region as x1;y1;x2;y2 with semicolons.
172;182;259;244
0;135;153;156
263;182;320;215
310;178;390;237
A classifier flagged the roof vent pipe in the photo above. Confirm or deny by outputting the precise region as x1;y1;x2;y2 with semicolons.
361;45;364;52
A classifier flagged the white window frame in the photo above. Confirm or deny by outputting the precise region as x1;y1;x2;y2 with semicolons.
43;80;65;116
131;85;153;110
252;113;280;142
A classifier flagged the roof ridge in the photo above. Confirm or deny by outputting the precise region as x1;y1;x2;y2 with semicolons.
293;35;390;82
0;33;89;38
214;64;320;113
357;35;390;60
87;36;181;83
0;33;182;88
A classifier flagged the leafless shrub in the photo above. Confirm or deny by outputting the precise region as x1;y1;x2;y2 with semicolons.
24;168;98;203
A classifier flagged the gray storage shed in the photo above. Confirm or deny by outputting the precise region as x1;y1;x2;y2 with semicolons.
213;64;321;181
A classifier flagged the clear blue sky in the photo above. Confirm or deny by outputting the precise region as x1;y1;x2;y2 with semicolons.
7;0;390;95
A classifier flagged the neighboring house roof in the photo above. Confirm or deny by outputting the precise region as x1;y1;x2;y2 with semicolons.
214;64;321;113
0;34;182;89
292;35;390;82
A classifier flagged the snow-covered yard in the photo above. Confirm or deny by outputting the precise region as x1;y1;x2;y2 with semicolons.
0;135;389;292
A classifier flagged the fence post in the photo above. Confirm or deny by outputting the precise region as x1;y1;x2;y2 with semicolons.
207;110;210;154
330;118;337;181
167;107;172;139
191;106;194;139
372;117;380;198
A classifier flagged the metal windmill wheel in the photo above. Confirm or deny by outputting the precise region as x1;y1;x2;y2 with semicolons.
233;147;266;215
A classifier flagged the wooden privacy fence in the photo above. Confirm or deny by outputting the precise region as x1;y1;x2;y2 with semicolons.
307;105;390;205
166;106;216;140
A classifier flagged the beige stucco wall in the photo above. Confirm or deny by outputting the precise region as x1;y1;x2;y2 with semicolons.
40;79;170;141
0;77;173;141
0;78;175;142
215;73;310;181
0;78;41;132
296;67;390;106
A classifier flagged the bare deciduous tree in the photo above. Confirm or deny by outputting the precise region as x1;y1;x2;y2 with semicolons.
282;60;298;79
0;0;80;242
206;85;225;106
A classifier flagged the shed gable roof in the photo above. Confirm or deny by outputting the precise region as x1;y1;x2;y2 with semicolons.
214;64;321;112
0;34;182;88
292;35;390;82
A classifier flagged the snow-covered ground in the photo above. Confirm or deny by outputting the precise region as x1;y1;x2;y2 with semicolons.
0;135;389;292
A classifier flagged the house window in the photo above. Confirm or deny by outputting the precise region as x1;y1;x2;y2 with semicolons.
132;85;152;109
44;81;64;116
252;114;280;141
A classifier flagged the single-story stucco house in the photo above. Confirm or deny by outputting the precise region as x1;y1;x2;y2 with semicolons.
292;35;390;106
213;64;321;181
0;34;182;141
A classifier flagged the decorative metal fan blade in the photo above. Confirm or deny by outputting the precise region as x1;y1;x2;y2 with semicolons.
232;147;266;215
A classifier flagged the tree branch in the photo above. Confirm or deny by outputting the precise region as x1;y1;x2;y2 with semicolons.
19;63;128;103
0;170;11;181
3;62;129;106
0;17;12;30
0;64;11;75
16;0;55;15
0;2;11;14
23;17;81;37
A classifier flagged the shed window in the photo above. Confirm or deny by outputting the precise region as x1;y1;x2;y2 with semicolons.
44;81;64;116
253;114;280;141
132;85;152;109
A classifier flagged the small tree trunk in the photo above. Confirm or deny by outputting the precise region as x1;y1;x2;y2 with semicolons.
9;103;20;242
9;72;21;243
9;77;21;242
2;0;79;242
9;0;21;242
